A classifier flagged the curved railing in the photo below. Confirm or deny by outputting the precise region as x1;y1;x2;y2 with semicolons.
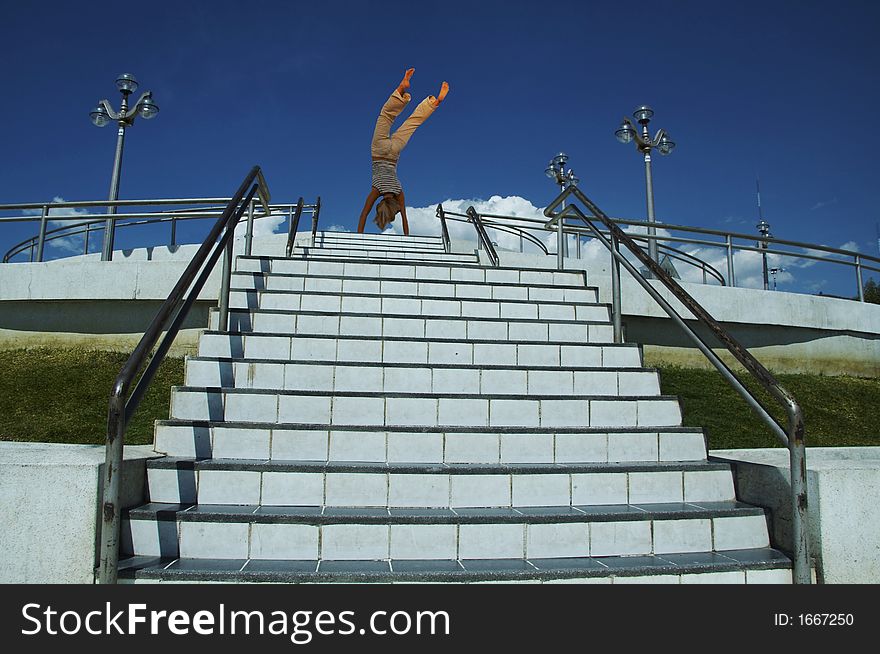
437;206;727;285
0;196;319;263
432;205;878;300
546;184;810;584
96;166;272;584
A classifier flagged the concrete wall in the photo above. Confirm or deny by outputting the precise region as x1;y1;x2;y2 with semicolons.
0;443;158;583
1;233;878;375
711;447;880;584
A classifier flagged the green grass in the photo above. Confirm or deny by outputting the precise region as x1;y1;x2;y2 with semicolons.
0;348;877;450
656;365;880;450
0;348;184;445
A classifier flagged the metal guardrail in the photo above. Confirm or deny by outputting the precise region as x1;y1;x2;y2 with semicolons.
433;206;879;301
96;165;272;584
544;184;810;584
0;195;319;264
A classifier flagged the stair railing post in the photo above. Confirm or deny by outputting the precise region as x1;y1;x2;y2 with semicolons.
244;197;255;256
611;231;623;343
36;205;49;262
218;227;234;332
856;255;864;302
557;216;564;270
726;234;736;287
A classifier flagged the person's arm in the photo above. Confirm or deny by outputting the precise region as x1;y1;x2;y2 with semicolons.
396;190;409;236
357;187;381;233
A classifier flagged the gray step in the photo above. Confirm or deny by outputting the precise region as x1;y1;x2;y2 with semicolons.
235;256;588;287
168;387;683;428
118;549;792;584
197;333;644;367
143;459;732;507
210;310;616;343
231;271;599;303
227;289;610;322
154;421;708;463
121;500;769;561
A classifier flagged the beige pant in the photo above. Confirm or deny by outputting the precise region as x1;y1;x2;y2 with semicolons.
371;89;436;162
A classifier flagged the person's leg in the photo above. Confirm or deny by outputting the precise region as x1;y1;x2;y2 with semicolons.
390;82;449;156
371;69;415;159
357;187;381;233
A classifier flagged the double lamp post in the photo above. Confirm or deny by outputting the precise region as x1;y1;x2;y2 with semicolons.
89;73;159;261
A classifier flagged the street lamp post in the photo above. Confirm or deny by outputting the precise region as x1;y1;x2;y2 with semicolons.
544;152;579;261
90;73;159;261
757;219;772;290
614;106;675;265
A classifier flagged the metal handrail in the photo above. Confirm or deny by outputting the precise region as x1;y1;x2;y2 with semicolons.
310;196;322;247
285;197;305;258
441;207;723;281
96;165;271;584
466;206;499;266
1;200;297;263
432;208;877;297
545;185;810;584
436;204;451;253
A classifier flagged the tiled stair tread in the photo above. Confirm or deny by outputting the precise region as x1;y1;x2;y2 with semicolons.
173;386;677;401
218;308;612;325
156;418;701;435
291;251;478;263
187;355;658;374
232;270;599;292
228;287;604;308
200;329;635;348
297;244;451;255
239;254;588;278
118;549;791;582
146;457;723;474
127;501;765;523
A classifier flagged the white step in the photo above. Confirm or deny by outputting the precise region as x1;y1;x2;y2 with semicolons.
231;273;600;304
122;506;767;561
144;462;735;507
197;333;644;367
226;290;611;322
183;358;661;396
168;388;683;428
316;232;445;249
235;256;589;286
292;247;477;264
154;422;708;463
210;310;616;343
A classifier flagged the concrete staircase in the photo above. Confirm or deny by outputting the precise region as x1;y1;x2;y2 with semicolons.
118;231;792;583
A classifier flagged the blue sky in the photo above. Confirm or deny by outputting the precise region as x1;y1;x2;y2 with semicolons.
1;0;878;297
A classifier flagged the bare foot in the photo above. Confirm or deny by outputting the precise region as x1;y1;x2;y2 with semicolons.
430;81;449;107
397;68;415;95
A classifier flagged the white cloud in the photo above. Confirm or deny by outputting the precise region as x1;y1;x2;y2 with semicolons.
21;197;95;255
326;224;351;232
249;211;286;238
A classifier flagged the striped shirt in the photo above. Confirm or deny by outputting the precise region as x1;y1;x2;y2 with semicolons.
371;160;402;195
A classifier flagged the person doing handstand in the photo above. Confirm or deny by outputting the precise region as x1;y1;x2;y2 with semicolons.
357;68;449;235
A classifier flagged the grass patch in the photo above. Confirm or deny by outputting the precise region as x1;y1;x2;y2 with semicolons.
656;365;880;450
0;348;184;445
0;348;877;450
